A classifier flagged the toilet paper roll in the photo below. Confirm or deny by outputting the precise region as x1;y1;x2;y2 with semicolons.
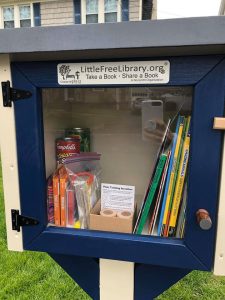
117;211;133;219
100;209;117;218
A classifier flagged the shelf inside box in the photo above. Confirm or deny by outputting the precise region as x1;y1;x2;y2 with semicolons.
43;86;192;239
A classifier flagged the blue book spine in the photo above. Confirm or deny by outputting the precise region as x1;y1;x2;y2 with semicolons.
157;116;181;236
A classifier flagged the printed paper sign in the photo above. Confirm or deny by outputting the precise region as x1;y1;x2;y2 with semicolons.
57;61;170;85
101;183;135;212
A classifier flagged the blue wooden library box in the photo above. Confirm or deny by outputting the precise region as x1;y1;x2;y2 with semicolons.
1;17;225;300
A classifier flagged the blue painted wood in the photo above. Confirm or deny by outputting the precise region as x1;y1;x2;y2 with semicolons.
50;254;99;300
11;55;225;271
12;65;47;245
25;227;206;270
135;264;190;299
185;58;225;270
13;56;224;88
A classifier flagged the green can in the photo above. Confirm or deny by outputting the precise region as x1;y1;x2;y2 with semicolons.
65;128;91;152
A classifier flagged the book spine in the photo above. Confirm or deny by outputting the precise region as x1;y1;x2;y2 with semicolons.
175;181;188;238
157;116;181;236
136;154;167;235
53;174;60;226
168;117;191;236
149;150;171;235
60;176;68;227
163;117;187;236
66;188;75;227
134;119;171;234
161;116;185;236
47;176;54;224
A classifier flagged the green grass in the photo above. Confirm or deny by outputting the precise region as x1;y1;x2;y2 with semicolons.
1;161;225;299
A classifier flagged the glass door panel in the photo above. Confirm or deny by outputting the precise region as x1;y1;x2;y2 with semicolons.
42;86;192;238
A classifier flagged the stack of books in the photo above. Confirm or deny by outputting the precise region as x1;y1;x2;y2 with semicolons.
134;115;191;238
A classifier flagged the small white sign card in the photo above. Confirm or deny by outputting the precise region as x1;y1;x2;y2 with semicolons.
58;60;170;85
101;183;135;212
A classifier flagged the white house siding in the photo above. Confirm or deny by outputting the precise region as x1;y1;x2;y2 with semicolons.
129;0;142;21
40;0;74;26
219;0;225;15
151;0;157;19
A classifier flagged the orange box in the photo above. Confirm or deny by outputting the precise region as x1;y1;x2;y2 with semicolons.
59;166;68;227
90;201;136;234
59;175;68;227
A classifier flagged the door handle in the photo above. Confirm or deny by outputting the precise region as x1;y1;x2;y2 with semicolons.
213;117;225;130
196;209;212;230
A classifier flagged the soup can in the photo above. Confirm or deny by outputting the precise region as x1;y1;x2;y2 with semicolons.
65;128;90;152
56;137;80;162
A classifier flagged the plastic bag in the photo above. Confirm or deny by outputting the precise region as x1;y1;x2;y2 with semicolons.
62;153;101;229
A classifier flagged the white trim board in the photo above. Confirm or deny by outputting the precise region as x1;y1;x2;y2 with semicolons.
214;132;225;275
0;54;23;251
100;259;134;300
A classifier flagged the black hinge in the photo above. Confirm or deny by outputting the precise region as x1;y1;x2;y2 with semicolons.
11;210;39;232
1;80;32;107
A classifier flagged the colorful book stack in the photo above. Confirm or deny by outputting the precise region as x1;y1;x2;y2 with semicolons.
135;115;191;238
51;165;76;227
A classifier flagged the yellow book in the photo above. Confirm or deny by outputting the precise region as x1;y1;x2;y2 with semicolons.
168;117;191;236
161;117;185;235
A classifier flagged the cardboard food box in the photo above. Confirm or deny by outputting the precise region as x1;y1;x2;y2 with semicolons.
90;200;136;234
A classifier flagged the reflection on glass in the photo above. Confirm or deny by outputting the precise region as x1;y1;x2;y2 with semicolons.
86;0;98;14
19;5;31;28
3;7;14;21
19;5;31;19
105;0;117;11
86;14;98;23
105;0;117;23
86;0;98;23
20;19;31;27
105;12;117;22
3;7;14;28
43;87;192;239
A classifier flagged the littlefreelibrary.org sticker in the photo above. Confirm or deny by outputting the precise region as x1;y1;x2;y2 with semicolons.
57;60;170;85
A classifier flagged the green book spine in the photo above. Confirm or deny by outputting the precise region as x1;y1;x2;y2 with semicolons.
136;154;167;235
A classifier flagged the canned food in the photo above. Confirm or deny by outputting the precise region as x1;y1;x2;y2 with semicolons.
56;137;80;162
65;128;90;152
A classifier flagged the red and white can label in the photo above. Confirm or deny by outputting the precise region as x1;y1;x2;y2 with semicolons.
56;138;80;162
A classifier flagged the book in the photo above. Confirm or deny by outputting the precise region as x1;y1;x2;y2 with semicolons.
148;150;171;235
58;166;69;227
136;153;167;235
157;116;181;236
133;119;171;233
175;181;188;238
66;186;76;228
53;172;60;226
47;176;54;224
59;175;68;227
163;117;188;237
160;116;185;236
168;117;191;236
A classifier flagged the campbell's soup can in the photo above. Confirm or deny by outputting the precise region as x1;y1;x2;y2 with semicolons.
56;137;80;162
65;128;90;152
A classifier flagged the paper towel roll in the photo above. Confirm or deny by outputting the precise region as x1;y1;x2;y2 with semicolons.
100;209;117;217
117;211;133;219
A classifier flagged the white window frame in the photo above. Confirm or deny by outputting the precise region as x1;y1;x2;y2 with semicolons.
0;3;34;29
81;0;121;24
104;0;118;23
19;4;33;28
1;6;15;29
